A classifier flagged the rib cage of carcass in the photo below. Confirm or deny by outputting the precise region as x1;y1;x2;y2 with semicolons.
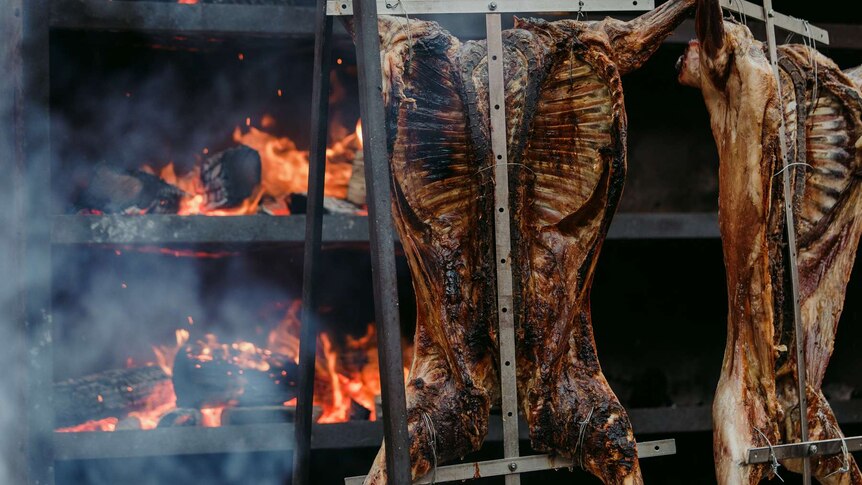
359;1;695;483
678;0;862;483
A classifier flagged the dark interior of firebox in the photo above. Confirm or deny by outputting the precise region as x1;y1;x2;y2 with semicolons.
48;17;862;485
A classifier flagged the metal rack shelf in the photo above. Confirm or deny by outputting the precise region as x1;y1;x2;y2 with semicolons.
51;212;720;245
49;399;862;460
48;1;862;49
50;0;318;36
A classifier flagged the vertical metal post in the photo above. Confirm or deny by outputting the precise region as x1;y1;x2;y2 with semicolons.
292;0;333;482
21;0;54;483
353;0;412;483
486;13;521;485
762;1;811;483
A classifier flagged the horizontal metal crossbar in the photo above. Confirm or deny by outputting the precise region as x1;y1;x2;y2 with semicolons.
344;439;675;484
748;436;862;464
719;0;829;44
326;0;653;16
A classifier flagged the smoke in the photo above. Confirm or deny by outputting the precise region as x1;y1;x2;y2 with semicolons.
0;2;28;484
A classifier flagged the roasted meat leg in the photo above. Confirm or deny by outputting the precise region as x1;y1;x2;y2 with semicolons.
679;1;862;483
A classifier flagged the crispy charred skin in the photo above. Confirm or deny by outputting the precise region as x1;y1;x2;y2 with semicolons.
366;2;694;483
362;17;499;484
679;1;862;483
503;17;638;485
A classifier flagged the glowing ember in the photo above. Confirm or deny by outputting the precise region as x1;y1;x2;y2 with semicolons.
201;406;225;427
59;299;410;432
139;117;359;216
56;417;118;433
127;380;178;430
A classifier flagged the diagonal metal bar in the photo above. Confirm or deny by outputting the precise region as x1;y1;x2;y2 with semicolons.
762;0;810;483
353;0;412;482
292;0;334;482
344;439;676;484
748;436;862;464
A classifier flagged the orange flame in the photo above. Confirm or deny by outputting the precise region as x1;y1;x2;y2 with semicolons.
59;298;412;432
147;117;360;216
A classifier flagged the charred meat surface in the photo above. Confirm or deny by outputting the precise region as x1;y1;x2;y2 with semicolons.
679;1;862;483
364;2;694;483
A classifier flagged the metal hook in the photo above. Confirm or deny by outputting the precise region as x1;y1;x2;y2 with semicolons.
731;0;748;27
385;0;414;64
803;20;820;116
421;412;438;484
753;427;784;483
774;162;812;178
825;429;851;478
575;406;595;470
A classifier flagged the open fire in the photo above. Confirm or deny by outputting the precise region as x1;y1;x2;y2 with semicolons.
56;300;410;433
77;116;363;217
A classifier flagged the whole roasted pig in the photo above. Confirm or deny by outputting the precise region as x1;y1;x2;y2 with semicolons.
362;2;694;484
678;1;862;483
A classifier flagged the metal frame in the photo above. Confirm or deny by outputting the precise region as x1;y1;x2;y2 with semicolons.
327;0;654;16
720;0;829;44
292;0;334;483
749;436;862;465
345;439;676;485
50;212;723;244
486;13;520;483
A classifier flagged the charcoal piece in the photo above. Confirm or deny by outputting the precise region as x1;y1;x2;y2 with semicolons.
54;366;170;428
201;145;262;210
77;164;183;214
349;400;371;421
157;408;203;428
286;192;361;215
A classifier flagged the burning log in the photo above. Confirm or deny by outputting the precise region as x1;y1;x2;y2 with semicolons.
54;366;170;428
76;164;184;214
171;350;298;408
346;149;366;206
201;145;262;211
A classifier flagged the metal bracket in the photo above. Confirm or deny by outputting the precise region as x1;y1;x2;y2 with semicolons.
720;0;829;45
326;0;653;16
345;439;675;484
486;11;521;485
748;436;862;464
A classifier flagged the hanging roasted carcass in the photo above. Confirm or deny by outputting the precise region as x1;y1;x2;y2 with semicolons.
678;0;862;483
361;1;695;483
